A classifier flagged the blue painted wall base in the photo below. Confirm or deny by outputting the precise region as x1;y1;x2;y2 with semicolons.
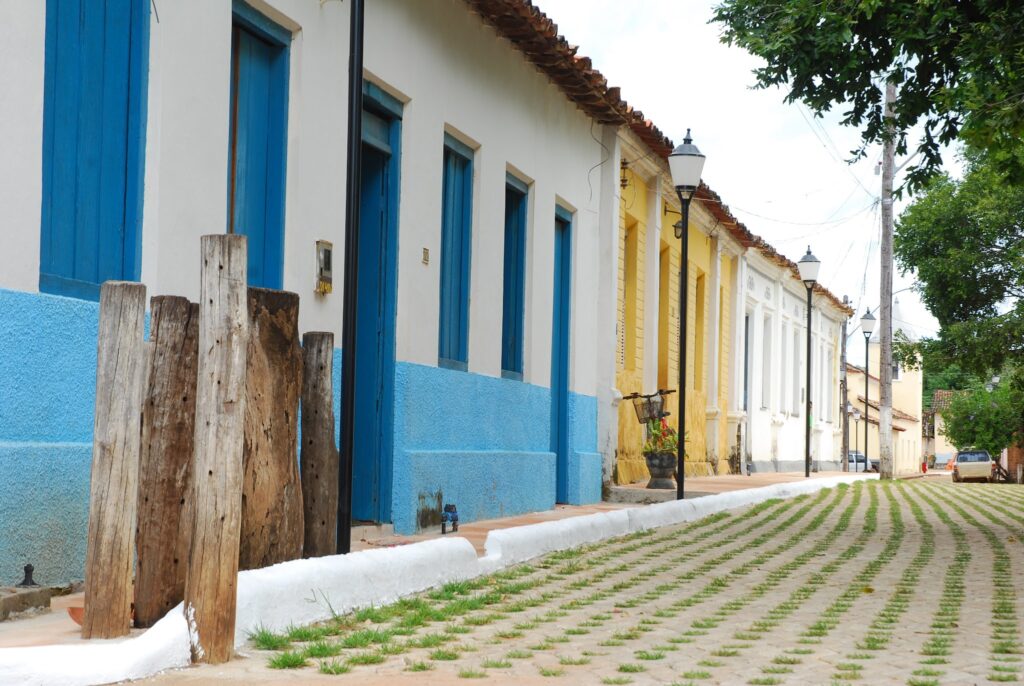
390;362;601;534
0;442;90;585
0;287;603;579
0;288;99;585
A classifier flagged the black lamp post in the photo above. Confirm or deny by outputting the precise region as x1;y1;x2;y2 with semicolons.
852;407;862;471
668;129;706;501
797;247;820;478
861;309;876;471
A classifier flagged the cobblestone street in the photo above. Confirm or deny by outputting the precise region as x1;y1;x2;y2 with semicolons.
137;479;1024;685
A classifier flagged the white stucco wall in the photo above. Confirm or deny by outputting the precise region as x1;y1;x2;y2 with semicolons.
365;0;606;395
741;253;845;467
0;0;45;293
143;0;350;339
3;0;606;399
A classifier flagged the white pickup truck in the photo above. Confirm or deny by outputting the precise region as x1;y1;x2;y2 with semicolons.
952;449;994;483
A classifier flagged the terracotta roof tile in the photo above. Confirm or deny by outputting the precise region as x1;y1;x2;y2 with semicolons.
932;390;959;412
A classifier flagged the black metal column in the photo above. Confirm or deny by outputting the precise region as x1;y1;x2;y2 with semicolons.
864;334;870;474
805;286;812;477
676;194;690;500
338;0;364;555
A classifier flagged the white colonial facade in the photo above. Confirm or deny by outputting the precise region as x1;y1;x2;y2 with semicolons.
731;250;848;472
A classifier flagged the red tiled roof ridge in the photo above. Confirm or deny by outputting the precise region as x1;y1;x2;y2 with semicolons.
931;389;964;412
465;0;852;317
855;395;919;423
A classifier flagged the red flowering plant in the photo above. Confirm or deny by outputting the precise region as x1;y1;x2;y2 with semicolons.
643;417;679;454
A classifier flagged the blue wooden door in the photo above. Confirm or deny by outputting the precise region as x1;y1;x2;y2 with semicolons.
352;105;400;524
40;0;150;300
227;17;288;288
551;212;572;503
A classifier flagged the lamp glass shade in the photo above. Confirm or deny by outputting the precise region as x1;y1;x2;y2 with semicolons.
861;309;876;335
852;409;861;421
797;246;821;285
669;129;705;191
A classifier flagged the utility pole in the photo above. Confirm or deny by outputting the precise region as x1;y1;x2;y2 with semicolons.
841;295;849;472
879;80;896;480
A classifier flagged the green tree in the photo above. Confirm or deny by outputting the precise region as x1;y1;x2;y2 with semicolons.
941;378;1020;455
711;1;1024;190
893;147;1024;374
922;361;977;411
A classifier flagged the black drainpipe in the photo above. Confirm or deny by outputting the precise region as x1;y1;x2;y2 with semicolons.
337;0;364;555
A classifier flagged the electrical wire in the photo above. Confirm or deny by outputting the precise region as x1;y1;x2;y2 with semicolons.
730;199;877;228
796;104;876;201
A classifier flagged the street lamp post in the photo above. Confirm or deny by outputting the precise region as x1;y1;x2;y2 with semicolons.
852;408;862;471
797;247;820;478
668;129;706;501
861;309;876;471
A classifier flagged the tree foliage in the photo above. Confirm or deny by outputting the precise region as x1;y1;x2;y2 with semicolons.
893;147;1024;374
711;0;1024;190
941;376;1022;455
921;361;977;411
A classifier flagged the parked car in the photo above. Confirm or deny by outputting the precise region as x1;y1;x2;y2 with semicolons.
846;450;879;473
952;449;995;483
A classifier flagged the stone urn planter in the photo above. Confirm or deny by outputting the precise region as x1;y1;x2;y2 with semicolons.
644;451;677;489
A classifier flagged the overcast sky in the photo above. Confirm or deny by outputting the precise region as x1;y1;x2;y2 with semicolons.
541;0;949;358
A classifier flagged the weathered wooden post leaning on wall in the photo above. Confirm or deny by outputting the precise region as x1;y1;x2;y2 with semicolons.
239;288;305;570
82;282;147;639
184;235;249;664
301;332;338;557
135;296;199;628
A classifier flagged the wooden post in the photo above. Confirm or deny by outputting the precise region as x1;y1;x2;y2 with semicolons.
82;281;147;639
239;288;304;570
135;296;199;628
301;332;338;558
184;235;248;664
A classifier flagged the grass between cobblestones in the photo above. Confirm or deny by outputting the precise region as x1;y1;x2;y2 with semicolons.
252;480;1024;684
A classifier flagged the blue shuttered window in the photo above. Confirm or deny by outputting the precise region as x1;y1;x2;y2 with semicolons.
501;175;528;379
438;135;474;371
40;0;150;300
227;2;290;289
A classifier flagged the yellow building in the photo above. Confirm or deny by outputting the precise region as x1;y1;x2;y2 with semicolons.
844;309;923;476
613;129;738;483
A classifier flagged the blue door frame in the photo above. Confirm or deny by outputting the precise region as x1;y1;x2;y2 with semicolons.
352;85;402;523
40;0;150;300
227;1;290;289
551;208;573;503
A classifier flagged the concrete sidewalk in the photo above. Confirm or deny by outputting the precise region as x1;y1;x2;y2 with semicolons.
0;470;860;651
353;471;850;553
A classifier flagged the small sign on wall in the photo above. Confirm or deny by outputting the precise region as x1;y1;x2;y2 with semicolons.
315;240;333;294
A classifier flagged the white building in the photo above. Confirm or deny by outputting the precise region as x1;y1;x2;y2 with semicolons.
730;243;851;472
0;0;623;582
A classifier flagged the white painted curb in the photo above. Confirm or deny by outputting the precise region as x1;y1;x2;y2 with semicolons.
0;605;191;686
0;474;872;685
232;536;480;647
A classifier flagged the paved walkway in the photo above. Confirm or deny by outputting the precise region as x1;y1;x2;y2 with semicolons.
355;471;852;554
134;477;1024;685
0;471;862;657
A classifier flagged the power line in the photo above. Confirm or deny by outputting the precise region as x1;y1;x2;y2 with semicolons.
796;104;876;201
730;200;876;227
